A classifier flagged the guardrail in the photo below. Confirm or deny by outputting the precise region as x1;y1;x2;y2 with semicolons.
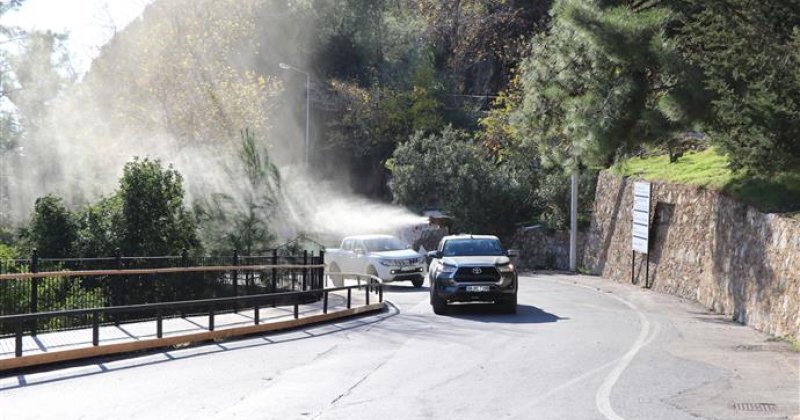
1;271;385;362
0;253;326;337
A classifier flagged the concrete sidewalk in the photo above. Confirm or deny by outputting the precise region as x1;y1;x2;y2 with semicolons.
1;288;379;370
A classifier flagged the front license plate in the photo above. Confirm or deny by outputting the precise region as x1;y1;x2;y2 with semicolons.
466;285;490;292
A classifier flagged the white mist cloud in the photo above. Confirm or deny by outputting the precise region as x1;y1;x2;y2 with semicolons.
1;0;154;75
2;0;430;248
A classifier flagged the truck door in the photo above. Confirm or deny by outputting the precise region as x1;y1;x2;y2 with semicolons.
351;239;367;273
340;239;355;273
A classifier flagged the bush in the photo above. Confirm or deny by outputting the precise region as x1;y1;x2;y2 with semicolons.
391;127;532;237
27;195;78;258
118;158;200;256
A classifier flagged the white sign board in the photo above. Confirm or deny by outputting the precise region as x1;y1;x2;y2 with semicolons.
632;181;651;254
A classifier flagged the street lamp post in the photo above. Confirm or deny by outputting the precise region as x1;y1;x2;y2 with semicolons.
278;62;310;165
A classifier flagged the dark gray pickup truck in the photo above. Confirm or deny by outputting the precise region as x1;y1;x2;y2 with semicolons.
427;234;518;314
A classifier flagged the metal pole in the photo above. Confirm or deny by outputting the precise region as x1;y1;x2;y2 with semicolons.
30;249;39;336
569;169;578;272
232;249;239;313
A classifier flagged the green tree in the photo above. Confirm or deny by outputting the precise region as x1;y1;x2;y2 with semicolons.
27;195;77;258
83;0;281;148
513;0;708;170
118;158;199;256
75;195;122;257
195;129;280;254
672;0;800;172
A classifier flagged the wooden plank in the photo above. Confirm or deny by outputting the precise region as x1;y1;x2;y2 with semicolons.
0;303;384;371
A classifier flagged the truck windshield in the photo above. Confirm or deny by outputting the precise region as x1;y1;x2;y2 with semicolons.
363;237;407;252
442;239;504;257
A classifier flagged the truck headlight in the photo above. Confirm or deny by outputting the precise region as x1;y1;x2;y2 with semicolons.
379;259;395;267
440;263;457;273
497;263;515;273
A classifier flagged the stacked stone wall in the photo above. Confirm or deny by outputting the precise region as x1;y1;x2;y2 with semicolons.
583;171;800;339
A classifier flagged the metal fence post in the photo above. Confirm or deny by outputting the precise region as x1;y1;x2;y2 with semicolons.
209;303;215;331
92;310;99;346
157;309;163;338
232;249;239;313
302;250;308;291
30;249;39;336
319;250;325;289
271;249;278;307
115;248;124;306
15;320;23;357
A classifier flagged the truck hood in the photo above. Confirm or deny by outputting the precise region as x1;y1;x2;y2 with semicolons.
442;256;510;266
371;249;421;259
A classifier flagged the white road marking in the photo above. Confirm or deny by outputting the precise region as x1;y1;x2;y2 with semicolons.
594;292;653;420
525;321;660;409
543;278;658;420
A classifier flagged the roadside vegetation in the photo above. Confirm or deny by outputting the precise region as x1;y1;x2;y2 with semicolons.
0;0;798;259
613;149;800;214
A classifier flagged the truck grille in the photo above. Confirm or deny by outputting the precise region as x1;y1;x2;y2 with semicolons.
454;266;500;282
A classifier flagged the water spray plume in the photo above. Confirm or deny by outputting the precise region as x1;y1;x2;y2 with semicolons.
2;0;431;248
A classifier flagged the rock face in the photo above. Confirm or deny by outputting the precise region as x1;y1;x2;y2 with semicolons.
583;171;800;340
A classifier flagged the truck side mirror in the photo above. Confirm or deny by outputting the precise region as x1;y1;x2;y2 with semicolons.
427;250;443;259
507;249;519;258
354;248;365;256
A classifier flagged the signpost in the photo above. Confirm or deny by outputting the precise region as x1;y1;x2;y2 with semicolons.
631;181;651;286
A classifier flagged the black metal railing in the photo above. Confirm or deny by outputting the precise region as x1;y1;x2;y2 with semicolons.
0;250;326;337
1;273;384;359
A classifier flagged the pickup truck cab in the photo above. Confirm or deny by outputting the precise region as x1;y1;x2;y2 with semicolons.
325;235;426;288
428;234;518;314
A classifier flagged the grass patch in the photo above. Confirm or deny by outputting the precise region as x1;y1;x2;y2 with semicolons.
790;337;800;353
612;149;800;214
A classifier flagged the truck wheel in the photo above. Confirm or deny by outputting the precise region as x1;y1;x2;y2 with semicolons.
329;264;344;287
412;278;424;288
365;266;380;290
432;294;448;315
498;294;517;314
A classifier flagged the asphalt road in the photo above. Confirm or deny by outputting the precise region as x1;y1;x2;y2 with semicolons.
1;273;798;420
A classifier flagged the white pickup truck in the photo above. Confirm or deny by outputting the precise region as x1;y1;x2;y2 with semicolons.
325;234;426;288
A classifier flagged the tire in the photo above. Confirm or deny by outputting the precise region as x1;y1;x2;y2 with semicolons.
412;278;424;288
498;294;517;314
432;293;448;315
329;263;344;288
366;266;379;282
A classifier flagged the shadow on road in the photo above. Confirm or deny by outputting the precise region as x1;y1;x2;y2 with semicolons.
445;304;567;324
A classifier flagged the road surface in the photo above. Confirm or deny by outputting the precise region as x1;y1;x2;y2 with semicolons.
1;273;798;420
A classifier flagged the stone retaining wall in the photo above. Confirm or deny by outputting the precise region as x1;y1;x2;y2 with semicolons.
511;227;587;271
583;171;800;340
